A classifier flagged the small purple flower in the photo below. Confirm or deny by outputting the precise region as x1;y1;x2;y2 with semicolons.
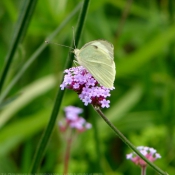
60;83;65;90
59;106;92;133
73;83;80;89
100;99;110;108
64;106;83;121
64;75;73;85
102;89;110;97
126;146;161;168
85;123;92;129
60;66;114;108
88;78;96;86
82;96;92;106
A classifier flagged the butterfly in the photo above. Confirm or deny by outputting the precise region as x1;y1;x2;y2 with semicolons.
73;40;116;88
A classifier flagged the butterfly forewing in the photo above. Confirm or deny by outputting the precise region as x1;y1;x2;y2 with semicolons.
75;40;116;88
81;40;114;60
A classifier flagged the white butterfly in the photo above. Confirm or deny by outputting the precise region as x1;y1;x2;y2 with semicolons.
73;40;116;88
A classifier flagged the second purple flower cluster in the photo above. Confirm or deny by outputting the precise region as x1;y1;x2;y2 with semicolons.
59;106;92;132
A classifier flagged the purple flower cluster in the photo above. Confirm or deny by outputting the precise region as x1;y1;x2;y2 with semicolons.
126;146;161;167
59;106;92;133
60;66;114;108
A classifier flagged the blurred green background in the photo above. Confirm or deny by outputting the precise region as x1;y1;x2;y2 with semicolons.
0;0;175;174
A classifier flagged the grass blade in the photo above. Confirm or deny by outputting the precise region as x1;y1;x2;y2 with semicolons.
30;0;91;172
0;0;37;92
0;2;82;105
0;75;56;129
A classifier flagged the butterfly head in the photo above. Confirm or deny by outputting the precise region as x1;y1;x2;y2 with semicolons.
73;49;80;56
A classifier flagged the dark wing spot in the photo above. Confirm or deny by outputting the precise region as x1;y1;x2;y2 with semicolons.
92;45;98;49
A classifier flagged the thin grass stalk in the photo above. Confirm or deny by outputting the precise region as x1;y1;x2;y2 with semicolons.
30;0;91;173
0;0;37;93
115;0;133;38
94;107;168;175
168;0;174;23
0;2;82;105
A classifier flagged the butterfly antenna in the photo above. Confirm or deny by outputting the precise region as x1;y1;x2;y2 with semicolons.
45;40;74;50
72;26;76;49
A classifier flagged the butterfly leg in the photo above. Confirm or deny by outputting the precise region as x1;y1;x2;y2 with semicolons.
73;60;80;66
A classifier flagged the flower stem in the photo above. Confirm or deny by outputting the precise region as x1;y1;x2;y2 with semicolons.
141;167;147;175
94;107;168;175
63;133;73;174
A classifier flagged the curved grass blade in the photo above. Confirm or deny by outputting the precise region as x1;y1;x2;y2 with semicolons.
0;0;38;92
0;94;20;110
0;2;82;105
0;75;56;129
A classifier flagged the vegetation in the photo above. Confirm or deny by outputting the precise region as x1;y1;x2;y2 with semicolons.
0;0;175;174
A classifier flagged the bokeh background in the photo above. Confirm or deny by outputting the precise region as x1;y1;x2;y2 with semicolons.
0;0;175;174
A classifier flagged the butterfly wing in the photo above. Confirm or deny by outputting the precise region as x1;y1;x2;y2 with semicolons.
81;40;114;60
76;40;116;88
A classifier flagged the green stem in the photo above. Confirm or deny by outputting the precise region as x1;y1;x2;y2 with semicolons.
95;107;168;175
0;0;37;93
30;0;90;173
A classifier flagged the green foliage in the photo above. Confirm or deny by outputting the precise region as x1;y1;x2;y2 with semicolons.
0;0;175;174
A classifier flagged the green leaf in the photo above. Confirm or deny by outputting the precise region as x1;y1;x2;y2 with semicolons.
0;75;56;128
0;109;50;156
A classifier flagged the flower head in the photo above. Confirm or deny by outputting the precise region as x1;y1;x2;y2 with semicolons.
60;66;114;108
126;146;161;167
59;106;92;133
